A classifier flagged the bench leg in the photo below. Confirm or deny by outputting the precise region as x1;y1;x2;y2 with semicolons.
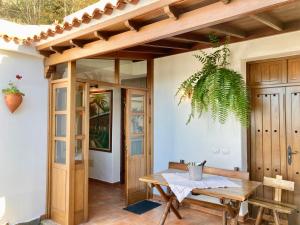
273;210;280;225
255;206;264;225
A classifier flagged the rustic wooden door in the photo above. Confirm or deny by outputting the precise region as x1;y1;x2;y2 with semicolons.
250;87;287;201
50;82;71;225
49;62;89;225
125;89;148;205
286;86;300;224
249;57;300;223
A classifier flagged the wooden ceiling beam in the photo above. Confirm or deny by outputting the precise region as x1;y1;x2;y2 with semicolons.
250;13;283;31
209;24;247;38
163;5;179;20
143;40;191;50
45;0;293;66
171;33;211;44
124;20;140;31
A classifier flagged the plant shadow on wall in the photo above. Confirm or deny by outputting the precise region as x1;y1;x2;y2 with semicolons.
177;35;250;127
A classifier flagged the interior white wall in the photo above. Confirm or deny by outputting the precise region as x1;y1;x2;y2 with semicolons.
0;49;47;224
89;88;121;183
153;30;300;214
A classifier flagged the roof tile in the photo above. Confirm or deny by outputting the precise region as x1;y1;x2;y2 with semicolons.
0;0;139;45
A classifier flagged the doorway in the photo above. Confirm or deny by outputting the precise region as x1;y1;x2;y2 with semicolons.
47;59;153;225
247;56;300;224
88;86;149;215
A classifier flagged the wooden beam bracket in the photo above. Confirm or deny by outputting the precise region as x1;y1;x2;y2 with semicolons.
124;20;140;31
163;5;179;20
93;31;110;41
69;39;88;48
44;65;56;79
49;46;69;54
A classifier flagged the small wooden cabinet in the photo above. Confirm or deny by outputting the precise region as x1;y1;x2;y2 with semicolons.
288;58;300;83
248;59;287;85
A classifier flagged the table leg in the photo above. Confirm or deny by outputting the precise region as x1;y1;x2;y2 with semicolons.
159;196;174;225
154;184;182;220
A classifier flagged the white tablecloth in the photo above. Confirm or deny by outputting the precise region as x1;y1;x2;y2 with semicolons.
162;172;241;202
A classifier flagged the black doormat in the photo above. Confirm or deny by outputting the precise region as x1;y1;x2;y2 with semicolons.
124;200;161;215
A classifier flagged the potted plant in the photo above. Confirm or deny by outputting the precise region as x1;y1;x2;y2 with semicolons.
177;35;250;127
2;75;25;113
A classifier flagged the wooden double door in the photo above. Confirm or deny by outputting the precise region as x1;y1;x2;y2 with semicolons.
249;57;300;224
48;80;150;225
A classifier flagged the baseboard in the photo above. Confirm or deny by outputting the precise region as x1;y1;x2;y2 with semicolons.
89;178;121;185
152;194;248;223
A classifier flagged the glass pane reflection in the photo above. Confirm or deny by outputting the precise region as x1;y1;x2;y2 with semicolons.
55;141;66;164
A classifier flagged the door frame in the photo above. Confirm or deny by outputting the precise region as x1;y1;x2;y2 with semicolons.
46;59;154;223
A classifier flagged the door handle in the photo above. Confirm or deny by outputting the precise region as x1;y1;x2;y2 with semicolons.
288;145;298;165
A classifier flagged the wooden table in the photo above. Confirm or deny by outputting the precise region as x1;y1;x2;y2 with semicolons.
140;169;261;225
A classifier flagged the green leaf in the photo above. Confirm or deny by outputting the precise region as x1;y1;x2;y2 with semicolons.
176;35;250;127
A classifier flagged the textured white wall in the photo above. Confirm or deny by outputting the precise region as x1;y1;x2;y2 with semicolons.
154;30;300;172
89;88;121;183
153;31;300;215
0;49;47;224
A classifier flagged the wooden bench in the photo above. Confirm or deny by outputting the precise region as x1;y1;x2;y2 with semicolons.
168;162;250;225
248;175;297;225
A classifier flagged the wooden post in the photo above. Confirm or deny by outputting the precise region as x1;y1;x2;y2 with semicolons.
66;61;76;225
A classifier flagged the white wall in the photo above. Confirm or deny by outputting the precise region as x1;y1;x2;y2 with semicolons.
153;31;300;214
0;49;47;224
154;30;300;172
89;88;121;183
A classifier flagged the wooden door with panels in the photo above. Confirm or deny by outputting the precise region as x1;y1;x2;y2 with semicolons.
48;62;89;225
248;57;300;224
125;89;148;205
286;86;300;224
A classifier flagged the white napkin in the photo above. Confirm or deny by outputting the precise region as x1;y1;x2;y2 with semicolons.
162;172;240;202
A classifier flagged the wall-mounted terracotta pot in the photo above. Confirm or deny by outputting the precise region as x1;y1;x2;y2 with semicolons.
4;93;23;113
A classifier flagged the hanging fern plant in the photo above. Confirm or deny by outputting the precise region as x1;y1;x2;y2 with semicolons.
177;36;250;127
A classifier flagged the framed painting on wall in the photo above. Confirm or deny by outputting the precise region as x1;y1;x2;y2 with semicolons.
89;90;113;152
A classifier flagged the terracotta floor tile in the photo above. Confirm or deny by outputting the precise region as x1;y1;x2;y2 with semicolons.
83;181;254;225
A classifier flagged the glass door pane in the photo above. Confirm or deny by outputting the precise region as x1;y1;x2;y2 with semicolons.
53;84;67;165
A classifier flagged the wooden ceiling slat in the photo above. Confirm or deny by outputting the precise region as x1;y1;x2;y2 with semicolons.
250;13;283;31
143;40;192;50
171;33;211;44
209;24;247;38
124;46;168;55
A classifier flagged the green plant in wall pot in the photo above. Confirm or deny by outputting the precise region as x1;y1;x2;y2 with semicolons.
2;75;25;113
177;36;250;127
